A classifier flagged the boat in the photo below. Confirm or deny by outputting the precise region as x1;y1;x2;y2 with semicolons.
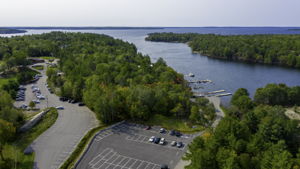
188;73;195;77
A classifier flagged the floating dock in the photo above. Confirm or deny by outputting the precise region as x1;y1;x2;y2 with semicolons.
188;79;212;84
216;93;232;97
193;90;232;97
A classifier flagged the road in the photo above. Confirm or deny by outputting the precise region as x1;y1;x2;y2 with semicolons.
19;63;98;169
207;96;225;128
174;96;225;169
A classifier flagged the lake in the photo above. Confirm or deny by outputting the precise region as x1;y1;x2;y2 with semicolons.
2;27;300;105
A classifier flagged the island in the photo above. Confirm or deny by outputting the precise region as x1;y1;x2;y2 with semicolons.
0;28;27;34
146;32;300;69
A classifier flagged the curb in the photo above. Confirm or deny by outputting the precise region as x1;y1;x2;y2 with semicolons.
73;121;125;169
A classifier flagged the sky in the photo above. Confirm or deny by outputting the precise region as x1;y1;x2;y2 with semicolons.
0;0;299;27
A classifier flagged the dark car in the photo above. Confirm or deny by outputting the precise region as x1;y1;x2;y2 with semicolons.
145;126;151;130
170;130;176;136
175;131;182;137
176;142;183;148
59;97;68;102
161;164;169;169
154;137;161;144
71;100;78;104
78;102;85;106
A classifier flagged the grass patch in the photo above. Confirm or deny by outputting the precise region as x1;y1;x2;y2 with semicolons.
37;56;57;60
139;114;205;133
31;65;44;70
0;108;58;169
60;125;106;169
0;77;17;88
23;111;40;121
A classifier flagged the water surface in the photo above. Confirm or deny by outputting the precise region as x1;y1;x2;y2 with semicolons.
2;27;300;105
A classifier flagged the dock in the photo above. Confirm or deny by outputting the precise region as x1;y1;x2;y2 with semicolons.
216;93;232;97
193;90;231;98
188;79;212;84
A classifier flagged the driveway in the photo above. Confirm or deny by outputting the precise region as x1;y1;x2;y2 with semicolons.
20;63;98;169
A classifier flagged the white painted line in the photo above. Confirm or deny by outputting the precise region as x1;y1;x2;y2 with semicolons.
136;160;144;169
127;159;138;169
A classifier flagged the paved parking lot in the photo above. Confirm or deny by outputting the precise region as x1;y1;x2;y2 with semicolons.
76;122;194;169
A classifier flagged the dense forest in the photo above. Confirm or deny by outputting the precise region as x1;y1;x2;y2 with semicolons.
0;28;26;34
185;87;300;169
0;32;197;124
146;33;300;68
0;90;24;167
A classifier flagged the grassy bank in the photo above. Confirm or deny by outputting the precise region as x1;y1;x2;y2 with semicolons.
138;114;205;133
31;65;44;70
60;125;107;169
0;108;58;169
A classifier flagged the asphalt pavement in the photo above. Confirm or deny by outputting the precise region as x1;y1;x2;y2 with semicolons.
17;63;98;169
76;122;195;169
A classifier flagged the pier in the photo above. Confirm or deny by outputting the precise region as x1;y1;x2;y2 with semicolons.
188;79;212;84
193;90;232;97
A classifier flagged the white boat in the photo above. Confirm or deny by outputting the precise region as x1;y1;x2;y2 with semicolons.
188;73;195;77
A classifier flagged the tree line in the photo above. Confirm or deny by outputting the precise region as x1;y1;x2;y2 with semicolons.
5;32;195;124
146;33;300;69
185;86;300;169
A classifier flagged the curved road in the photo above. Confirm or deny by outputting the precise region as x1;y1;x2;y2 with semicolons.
26;63;98;169
175;96;225;169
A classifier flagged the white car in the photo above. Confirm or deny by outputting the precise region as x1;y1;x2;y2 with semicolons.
56;106;64;110
148;136;155;142
159;128;166;133
159;138;165;145
171;141;177;146
32;100;40;104
37;95;45;100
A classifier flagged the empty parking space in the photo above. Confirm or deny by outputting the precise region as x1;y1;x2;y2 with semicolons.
76;122;194;169
94;130;114;142
88;148;161;169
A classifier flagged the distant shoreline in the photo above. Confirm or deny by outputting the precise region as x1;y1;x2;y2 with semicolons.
0;28;27;34
288;29;300;31
2;27;164;30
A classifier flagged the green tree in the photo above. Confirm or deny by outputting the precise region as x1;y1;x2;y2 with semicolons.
0;119;16;161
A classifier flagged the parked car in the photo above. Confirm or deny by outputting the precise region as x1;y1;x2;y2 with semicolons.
33;100;40;104
56;106;64;110
19;104;28;109
170;130;176;136
70;100;77;104
149;136;155;142
176;142;183;148
159;128;166;133
175;131;182;137
171;141;177;146
59;97;68;101
154;137;161;144
145;126;151;130
37;95;45;100
78;102;85;106
159;138;165;145
161;164;169;169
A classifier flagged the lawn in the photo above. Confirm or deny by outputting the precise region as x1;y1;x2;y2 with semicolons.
37;56;57;60
140;114;205;133
0;108;58;169
0;77;16;88
31;65;44;70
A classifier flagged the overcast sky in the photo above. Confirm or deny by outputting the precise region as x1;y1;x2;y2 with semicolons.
1;0;299;27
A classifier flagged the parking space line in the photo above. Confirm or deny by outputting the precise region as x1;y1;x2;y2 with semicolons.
125;133;185;151
127;159;138;168
88;148;160;169
89;148;112;166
